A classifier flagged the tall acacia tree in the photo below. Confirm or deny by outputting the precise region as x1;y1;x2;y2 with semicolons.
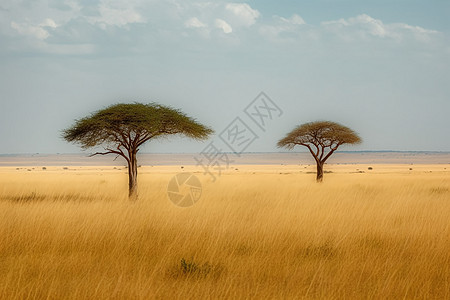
277;121;361;182
63;103;213;199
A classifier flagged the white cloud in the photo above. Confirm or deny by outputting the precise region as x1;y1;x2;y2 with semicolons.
184;16;210;38
396;24;433;34
215;18;232;33
40;18;58;28
11;21;50;40
225;3;260;27
390;23;438;42
185;17;207;29
88;0;145;28
321;14;438;41
3;2;444;55
258;13;439;44
259;14;309;41
279;14;306;25
344;14;387;37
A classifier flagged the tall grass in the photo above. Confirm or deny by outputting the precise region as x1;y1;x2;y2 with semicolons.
0;167;449;299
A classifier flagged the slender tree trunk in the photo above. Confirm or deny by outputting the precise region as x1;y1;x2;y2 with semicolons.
128;151;138;200
316;161;324;182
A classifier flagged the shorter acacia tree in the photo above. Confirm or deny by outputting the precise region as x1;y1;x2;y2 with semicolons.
277;121;361;182
63;103;213;199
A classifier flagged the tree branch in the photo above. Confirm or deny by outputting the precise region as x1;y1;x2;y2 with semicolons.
301;143;320;163
114;146;130;163
312;143;320;157
136;135;152;147
89;151;116;157
319;145;326;161
132;132;141;149
322;145;340;163
89;148;130;163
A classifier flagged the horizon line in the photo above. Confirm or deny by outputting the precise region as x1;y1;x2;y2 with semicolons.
1;150;450;156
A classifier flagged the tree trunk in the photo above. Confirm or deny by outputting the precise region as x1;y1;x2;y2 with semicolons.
316;161;324;182
128;151;138;200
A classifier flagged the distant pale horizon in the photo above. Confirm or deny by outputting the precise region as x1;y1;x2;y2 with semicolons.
1;151;449;167
1;150;450;156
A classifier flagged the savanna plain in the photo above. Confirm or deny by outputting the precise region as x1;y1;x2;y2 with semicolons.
0;163;449;299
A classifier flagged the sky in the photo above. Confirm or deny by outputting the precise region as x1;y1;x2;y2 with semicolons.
0;0;449;154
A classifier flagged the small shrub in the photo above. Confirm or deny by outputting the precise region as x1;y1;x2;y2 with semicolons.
168;258;223;280
180;258;206;275
430;187;449;194
368;167;373;170
42;167;47;170
235;244;252;256
299;241;337;259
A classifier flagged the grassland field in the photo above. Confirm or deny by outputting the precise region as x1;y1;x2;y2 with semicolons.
0;163;449;299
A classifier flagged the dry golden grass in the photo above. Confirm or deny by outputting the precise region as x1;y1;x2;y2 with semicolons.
0;164;449;299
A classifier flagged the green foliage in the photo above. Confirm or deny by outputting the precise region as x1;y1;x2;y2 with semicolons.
277;121;361;150
62;102;214;150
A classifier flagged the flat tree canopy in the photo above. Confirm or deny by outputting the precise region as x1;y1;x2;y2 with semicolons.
63;103;213;149
63;102;213;198
277;121;361;181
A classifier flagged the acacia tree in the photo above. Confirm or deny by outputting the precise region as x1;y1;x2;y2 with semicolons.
63;103;213;199
277;121;361;182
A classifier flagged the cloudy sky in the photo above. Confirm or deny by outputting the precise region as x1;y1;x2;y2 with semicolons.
1;0;449;154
